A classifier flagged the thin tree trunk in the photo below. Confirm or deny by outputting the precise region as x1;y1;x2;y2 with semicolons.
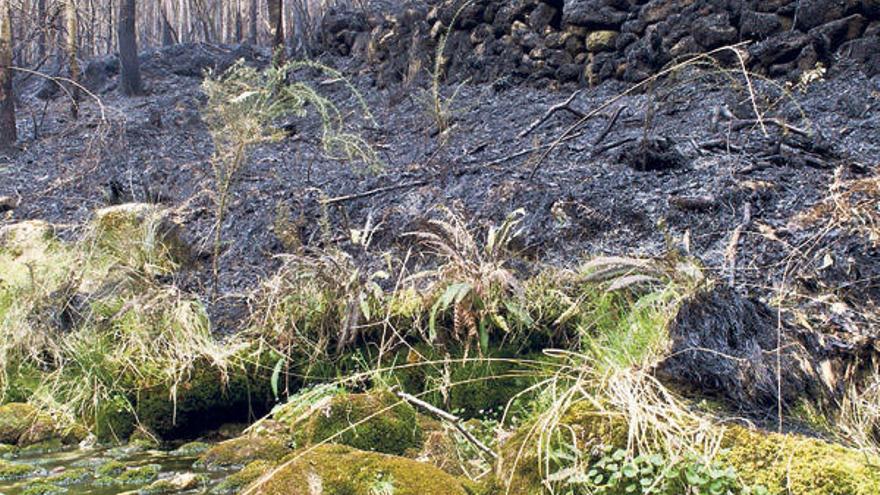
234;0;242;43
66;0;79;119
37;0;47;59
118;0;142;95
0;0;15;147
106;0;113;53
268;0;284;65
248;0;257;44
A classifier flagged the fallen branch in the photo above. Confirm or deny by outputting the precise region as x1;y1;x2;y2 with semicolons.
730;118;811;137
321;180;427;205
726;201;753;287
519;89;586;139
392;387;498;460
592;105;627;146
669;194;716;211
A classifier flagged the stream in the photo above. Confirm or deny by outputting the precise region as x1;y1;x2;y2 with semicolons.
0;442;232;495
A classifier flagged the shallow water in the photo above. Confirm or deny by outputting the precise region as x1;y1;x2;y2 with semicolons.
0;444;230;495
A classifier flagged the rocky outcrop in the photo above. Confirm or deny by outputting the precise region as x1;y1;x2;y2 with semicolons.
320;0;880;87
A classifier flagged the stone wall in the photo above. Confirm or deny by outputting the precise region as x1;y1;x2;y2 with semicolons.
321;0;880;87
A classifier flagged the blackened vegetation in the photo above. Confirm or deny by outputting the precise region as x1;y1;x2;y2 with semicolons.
622;136;686;171
658;287;819;409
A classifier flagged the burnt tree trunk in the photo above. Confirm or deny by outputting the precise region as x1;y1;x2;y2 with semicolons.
248;0;257;45
268;0;284;66
66;0;80;119
118;0;142;95
37;0;47;59
160;3;176;46
0;0;15;147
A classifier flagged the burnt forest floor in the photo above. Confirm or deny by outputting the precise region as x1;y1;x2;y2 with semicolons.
1;42;878;338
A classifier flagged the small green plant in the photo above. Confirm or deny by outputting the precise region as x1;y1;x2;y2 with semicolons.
369;472;396;495
417;0;473;137
202;60;377;292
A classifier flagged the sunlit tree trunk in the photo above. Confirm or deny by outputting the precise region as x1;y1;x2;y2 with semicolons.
0;0;15;147
66;0;79;119
118;0;142;95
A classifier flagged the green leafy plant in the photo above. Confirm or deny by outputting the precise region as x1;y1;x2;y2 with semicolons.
412;207;529;352
547;446;767;495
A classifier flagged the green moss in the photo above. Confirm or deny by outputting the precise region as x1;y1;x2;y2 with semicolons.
95;395;137;443
91;203;190;275
94;459;127;478
386;347;538;420
0;403;39;444
115;463;161;485
20;481;67;495
248;444;470;495
497;402;880;495
133;352;274;439
18;438;64;455
211;460;274;494
45;468;91;486
721;425;880;495
0;459;39;480
171;441;211;456
0;442;16;457
290;390;422;455
196;435;292;469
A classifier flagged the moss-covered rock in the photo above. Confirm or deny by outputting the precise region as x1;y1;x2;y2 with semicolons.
388;347;537;419
115;463;161;485
721;425;880;495
245;444;470;495
171;440;211;456
133;351;275;439
94;459;128;478
0;458;39;480
289;390;422;455
91;203;191;274
0;403;39;444
139;472;205;494
44;467;92;486
0;442;16;457
196;435;292;470
211;460;274;494
18;438;64;455
20;481;67;495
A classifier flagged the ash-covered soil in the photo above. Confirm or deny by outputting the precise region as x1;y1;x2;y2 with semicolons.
1;42;878;337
